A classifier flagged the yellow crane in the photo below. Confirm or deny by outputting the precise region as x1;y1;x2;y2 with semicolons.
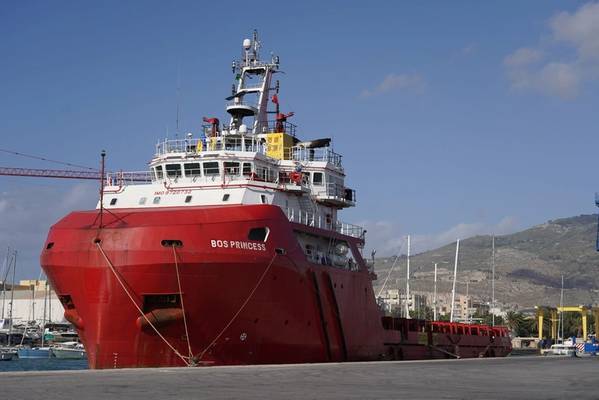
535;305;599;340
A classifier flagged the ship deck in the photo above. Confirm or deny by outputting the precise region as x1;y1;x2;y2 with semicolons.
0;356;594;399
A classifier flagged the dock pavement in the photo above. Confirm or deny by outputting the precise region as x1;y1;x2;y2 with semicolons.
0;356;594;399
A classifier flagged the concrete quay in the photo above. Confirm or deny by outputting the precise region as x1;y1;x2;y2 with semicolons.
0;356;595;399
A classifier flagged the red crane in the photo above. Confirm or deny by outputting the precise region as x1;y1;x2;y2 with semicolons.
0;148;151;182
0;167;150;182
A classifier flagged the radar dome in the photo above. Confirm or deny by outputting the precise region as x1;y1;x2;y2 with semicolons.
243;39;251;50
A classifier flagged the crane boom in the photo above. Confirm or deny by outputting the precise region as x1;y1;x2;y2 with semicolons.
0;167;151;182
0;167;100;180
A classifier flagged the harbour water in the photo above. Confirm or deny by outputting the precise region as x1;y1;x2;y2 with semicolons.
0;358;87;372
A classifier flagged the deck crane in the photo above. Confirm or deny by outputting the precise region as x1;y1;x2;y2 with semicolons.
0;167;149;183
0;148;150;183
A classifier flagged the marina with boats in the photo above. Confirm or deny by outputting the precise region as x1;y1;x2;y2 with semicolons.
0;249;86;363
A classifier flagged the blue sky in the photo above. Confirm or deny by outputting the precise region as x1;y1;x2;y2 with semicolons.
1;1;599;277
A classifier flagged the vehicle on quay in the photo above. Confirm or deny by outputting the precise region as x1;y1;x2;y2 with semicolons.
41;32;512;369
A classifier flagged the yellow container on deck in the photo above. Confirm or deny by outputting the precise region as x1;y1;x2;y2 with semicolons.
266;132;294;160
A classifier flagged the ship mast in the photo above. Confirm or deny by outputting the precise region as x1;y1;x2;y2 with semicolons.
227;30;280;135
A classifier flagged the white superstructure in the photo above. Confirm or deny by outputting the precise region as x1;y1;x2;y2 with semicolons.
100;31;363;239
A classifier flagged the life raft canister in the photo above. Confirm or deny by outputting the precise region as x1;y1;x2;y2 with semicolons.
289;171;302;184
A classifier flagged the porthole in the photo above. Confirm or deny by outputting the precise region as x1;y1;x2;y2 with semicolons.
153;196;161;204
222;194;230;202
260;194;267;204
109;198;117;206
185;195;192;203
139;197;147;205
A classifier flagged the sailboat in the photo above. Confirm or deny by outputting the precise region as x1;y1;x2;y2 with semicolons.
16;273;51;359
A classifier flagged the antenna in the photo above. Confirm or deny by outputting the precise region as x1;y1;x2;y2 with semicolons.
176;66;181;136
99;150;106;228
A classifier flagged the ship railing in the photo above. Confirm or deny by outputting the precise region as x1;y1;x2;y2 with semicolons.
105;171;152;186
226;100;258;110
288;146;342;167
312;183;356;205
260;120;297;137
155;137;265;156
325;183;356;201
285;207;365;239
334;221;365;239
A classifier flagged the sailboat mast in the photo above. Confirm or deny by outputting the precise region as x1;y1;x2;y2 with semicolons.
1;247;9;320
559;275;564;342
8;250;16;346
41;280;48;347
405;235;411;319
450;239;460;323
433;262;438;321
492;235;495;326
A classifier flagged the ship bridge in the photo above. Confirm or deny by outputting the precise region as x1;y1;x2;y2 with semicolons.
98;31;361;239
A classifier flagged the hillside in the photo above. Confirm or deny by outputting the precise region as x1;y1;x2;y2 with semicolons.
372;214;599;309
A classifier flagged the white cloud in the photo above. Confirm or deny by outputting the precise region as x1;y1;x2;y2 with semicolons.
461;43;477;55
503;47;544;67
538;62;580;98
360;216;520;257
551;2;599;60
504;2;599;99
361;73;425;97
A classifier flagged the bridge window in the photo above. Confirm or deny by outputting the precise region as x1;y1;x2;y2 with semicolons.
203;161;220;176
224;162;240;176
242;162;253;176
312;172;323;186
184;163;201;177
165;164;182;178
155;166;164;180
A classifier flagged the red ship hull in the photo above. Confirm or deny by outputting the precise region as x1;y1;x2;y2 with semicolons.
41;205;511;369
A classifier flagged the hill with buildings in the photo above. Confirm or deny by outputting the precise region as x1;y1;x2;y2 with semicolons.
372;214;599;311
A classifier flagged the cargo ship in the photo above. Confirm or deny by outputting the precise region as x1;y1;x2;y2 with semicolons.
41;32;511;368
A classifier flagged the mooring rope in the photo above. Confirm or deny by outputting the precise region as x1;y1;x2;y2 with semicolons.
192;252;278;364
96;242;191;366
172;245;194;361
